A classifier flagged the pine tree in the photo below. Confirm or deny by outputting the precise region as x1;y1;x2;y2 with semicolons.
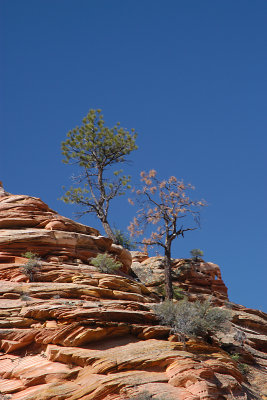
61;109;137;242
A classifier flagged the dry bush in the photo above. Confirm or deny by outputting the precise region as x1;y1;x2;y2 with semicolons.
152;298;230;342
20;258;41;282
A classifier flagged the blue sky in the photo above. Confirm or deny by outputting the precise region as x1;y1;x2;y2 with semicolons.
1;0;266;311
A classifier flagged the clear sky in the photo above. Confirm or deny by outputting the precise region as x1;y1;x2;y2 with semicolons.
1;0;266;311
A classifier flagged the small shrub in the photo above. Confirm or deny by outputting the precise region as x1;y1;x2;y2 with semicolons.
20;259;41;282
21;251;39;259
21;251;41;281
64;300;74;306
152;298;230;343
234;329;246;346
114;229;136;250
230;353;240;362
230;353;249;376
154;284;184;300
238;362;249;375
90;253;122;274
20;293;31;301
190;249;204;261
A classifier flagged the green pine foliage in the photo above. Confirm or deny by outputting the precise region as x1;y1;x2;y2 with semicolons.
21;251;39;259
90;253;122;274
114;229;137;250
238;362;249;375
190;249;204;261
61;109;137;242
154;284;185;300
230;353;249;375
230;353;240;362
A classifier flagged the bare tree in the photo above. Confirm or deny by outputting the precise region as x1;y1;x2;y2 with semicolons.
129;170;206;299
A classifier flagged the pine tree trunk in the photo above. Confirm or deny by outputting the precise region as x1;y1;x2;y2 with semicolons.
164;245;173;300
102;220;116;243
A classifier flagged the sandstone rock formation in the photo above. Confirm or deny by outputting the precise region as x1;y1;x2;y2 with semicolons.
0;194;131;271
0;192;266;400
131;253;228;305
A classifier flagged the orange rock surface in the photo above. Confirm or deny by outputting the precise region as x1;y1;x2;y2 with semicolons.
0;192;266;400
0;194;132;271
131;253;229;304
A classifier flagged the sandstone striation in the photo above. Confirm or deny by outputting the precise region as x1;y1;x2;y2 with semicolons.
0;195;131;271
0;191;266;400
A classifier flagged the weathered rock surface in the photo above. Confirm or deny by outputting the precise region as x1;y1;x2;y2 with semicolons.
0;192;266;400
0;194;99;234
0;195;132;271
131;253;229;304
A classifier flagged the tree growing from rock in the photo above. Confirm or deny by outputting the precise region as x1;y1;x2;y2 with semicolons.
61;109;137;242
128;170;206;299
190;248;204;261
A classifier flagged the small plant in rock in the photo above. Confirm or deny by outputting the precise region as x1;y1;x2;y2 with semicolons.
154;284;184;300
20;259;41;282
230;353;240;362
173;287;185;300
152;299;178;327
114;228;137;250
152;298;230;345
21;251;39;259
90;253;122;273
230;353;249;376
190;249;204;261
234;329;246;346
20;293;32;301
64;300;75;306
238;362;249;375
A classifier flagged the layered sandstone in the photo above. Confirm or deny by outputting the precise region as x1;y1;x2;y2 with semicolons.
0;194;131;271
131;253;228;304
0;192;266;400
